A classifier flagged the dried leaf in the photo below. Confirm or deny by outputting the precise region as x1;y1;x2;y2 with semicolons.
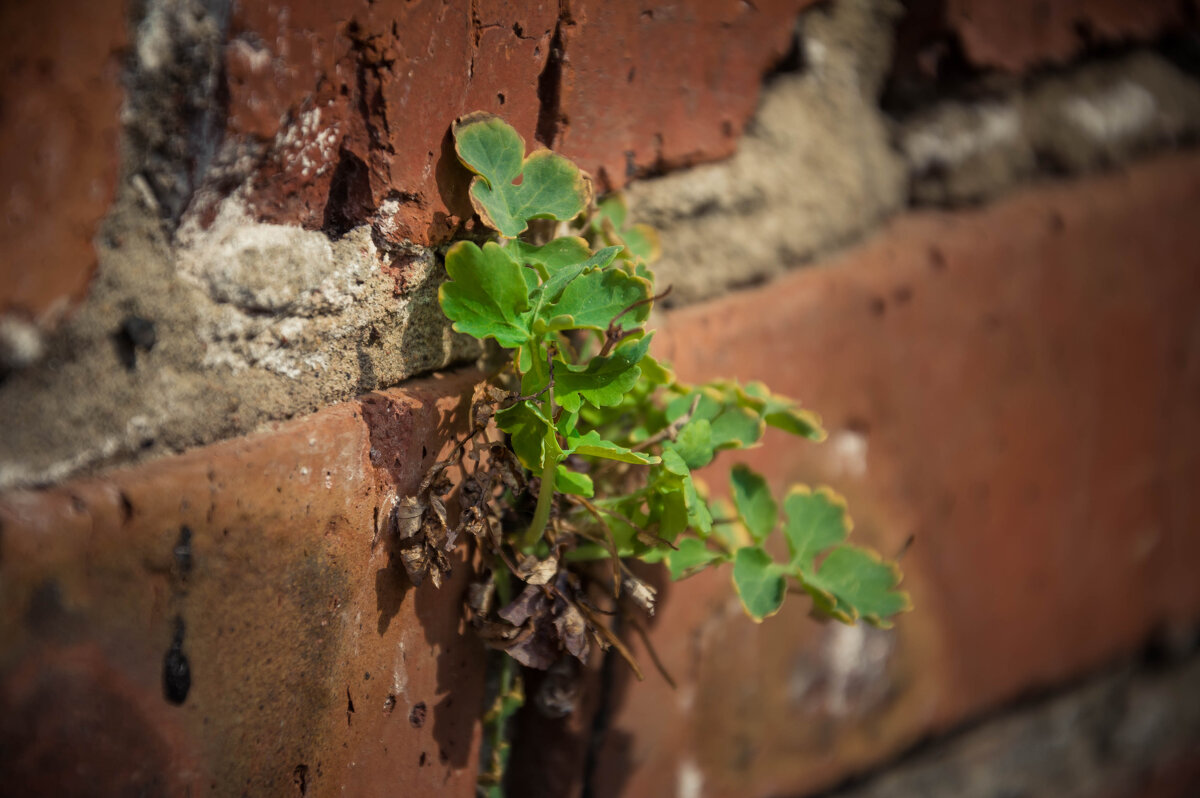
394;497;423;540
621;573;657;616
516;554;559;586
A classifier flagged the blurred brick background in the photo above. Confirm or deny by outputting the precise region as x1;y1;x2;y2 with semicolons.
2;1;1199;796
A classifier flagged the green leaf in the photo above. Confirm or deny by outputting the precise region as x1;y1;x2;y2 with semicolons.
667;537;725;580
764;405;826;441
530;246;621;309
683;475;713;535
651;487;689;542
660;448;689;476
730;465;776;543
803;546;912;627
782;486;851;570
547;266;653;332
496;402;559;470
439;241;531;348
593;194;661;264
638;354;676;387
567;430;659;465
732;546;786;622
454;112;593;237
667;419;714;470
710;405;764;450
555;335;652;412
555;466;594;497
737;382;826;442
507;237;592;279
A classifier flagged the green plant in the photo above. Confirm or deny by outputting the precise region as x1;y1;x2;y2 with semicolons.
397;112;911;792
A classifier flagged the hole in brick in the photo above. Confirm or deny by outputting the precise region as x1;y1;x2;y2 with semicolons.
293;764;309;796
384;694;396;714
118;491;134;522
419;752;427;766
497;92;505;106
346;688;356;726
409;701;427;728
163;616;191;705
928;246;947;272
112;315;157;370
174;526;193;577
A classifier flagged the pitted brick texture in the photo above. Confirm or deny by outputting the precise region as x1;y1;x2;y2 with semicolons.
585;151;1200;798
0;370;487;797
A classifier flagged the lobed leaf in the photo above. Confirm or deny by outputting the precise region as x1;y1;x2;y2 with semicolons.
555;465;595;497
730;465;776;543
667;538;725;580
803;546;912;628
507;237;592;279
496;402;560;471
732;546;787;622
547;266;653;333
782;486;851;570
567;430;660;465
737;381;826;442
667;418;715;470
439;241;531;348
454;112;593;237
555;335;653;412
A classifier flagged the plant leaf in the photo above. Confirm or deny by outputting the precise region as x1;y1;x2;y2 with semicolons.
439;241;531;348
683;475;713;535
782;486;851;570
737;381;826;441
803;546;912;628
454;112;593;237
555;335;652;412
547;266;653;332
555;466;594;497
732;546;786;622
667;537;725;580
496;402;560;470
667;419;714;470
593;194;662;264
567;430;660;465
530;246;621;310
507;237;592;279
730;465;776;543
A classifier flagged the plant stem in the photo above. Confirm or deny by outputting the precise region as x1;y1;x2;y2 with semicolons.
522;457;558;550
520;345;560;550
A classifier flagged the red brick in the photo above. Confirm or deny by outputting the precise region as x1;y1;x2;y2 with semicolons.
586;152;1200;797
898;0;1190;75
0;0;125;318
228;0;815;241
0;369;487;796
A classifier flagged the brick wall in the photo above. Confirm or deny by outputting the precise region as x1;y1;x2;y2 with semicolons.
2;1;1199;796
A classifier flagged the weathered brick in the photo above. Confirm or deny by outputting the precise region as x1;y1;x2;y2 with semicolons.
585;151;1200;797
0;369;487;796
896;0;1189;75
0;0;125;318
230;0;816;241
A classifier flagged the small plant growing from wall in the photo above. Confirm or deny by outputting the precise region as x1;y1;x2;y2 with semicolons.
393;112;911;793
